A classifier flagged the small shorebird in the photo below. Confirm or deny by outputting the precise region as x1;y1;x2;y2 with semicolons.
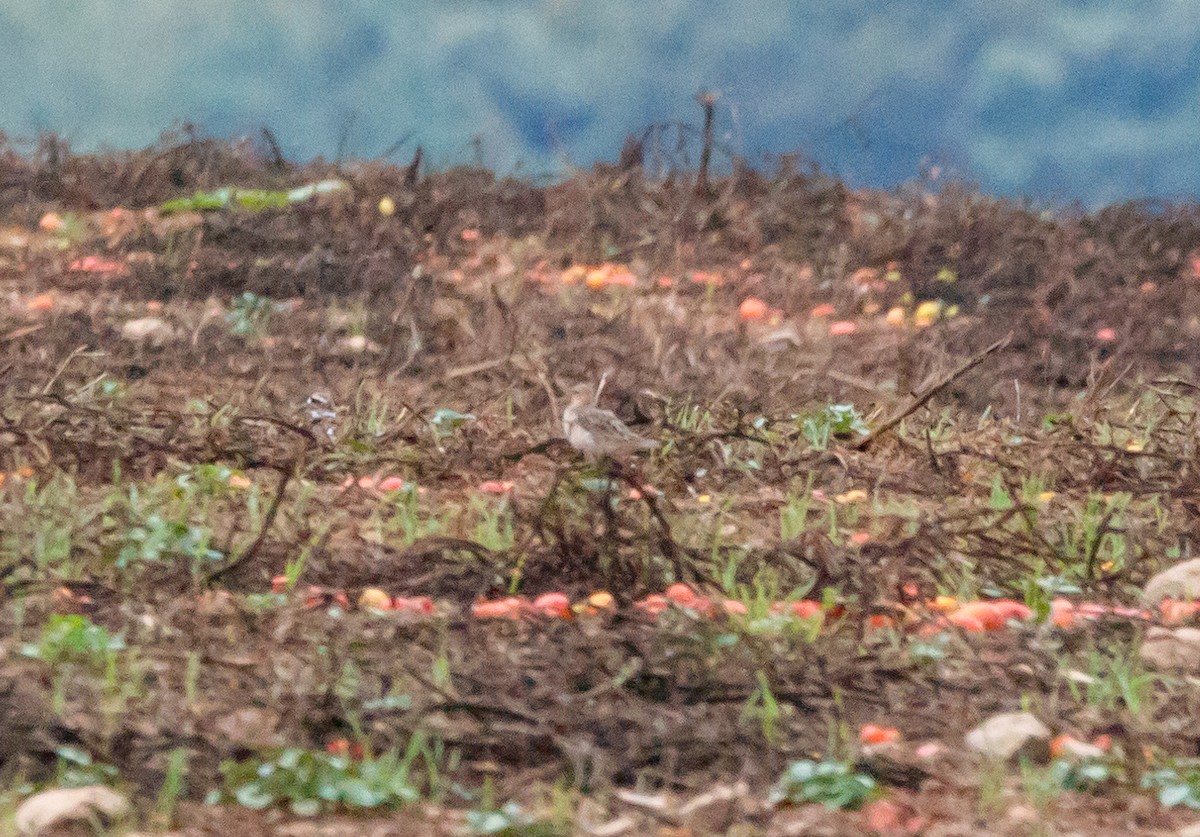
562;383;659;457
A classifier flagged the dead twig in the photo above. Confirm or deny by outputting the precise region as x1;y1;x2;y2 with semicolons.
42;345;102;394
694;90;719;198
610;459;681;574
404;145;423;189
851;334;1012;451
444;356;508;382
204;464;295;585
260;127;287;170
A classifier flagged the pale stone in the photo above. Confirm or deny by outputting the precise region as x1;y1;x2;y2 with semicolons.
15;786;129;835
964;711;1050;761
1142;558;1200;605
338;334;379;353
585;816;636;837
1057;737;1108;761
121;316;175;343
1140;627;1200;672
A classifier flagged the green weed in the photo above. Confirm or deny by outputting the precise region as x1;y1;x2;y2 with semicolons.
1067;646;1160;718
1;473;98;580
768;759;876;810
22;613;125;667
213;743;427;816
797;403;869;451
741;670;783;743
465;800;565;836
54;745;120;788
156;747;190;826
226;291;277;337
1143;762;1200;808
780;476;814;541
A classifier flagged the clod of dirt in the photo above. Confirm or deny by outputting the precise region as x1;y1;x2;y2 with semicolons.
1141;558;1200;605
857;744;934;790
213;706;284;749
1140;627;1200;672
15;785;130;835
964;711;1051;762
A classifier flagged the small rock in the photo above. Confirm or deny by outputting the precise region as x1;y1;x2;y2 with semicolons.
1057;737;1108;761
964;711;1050;762
584;816;636;837
1142;558;1200;605
1003;804;1039;827
1061;669;1096;686
15;786;129;835
337;334;380;354
1141;627;1200;672
121;316;175;344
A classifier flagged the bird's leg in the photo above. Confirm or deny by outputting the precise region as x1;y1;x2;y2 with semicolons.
537;462;570;538
610;459;683;582
600;455;619;566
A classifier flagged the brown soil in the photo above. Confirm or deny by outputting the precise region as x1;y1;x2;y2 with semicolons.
3;130;1200;835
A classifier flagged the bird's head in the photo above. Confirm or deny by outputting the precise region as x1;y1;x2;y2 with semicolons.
564;383;597;409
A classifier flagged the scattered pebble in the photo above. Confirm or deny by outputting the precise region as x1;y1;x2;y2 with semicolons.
16;786;129;835
965;711;1050;762
121;316;175;343
1140;626;1200;672
1142;558;1200;605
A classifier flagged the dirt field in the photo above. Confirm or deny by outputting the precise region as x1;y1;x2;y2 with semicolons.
5;132;1200;834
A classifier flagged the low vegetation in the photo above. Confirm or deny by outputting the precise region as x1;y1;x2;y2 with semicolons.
3;129;1200;833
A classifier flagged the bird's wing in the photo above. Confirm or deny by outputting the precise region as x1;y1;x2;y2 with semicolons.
575;407;658;447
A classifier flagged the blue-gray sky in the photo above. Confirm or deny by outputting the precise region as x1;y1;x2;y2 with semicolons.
2;1;1198;207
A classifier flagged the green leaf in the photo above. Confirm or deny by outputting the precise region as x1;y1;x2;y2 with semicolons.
56;745;93;766
1160;783;1192;807
466;810;511;833
276;748;303;770
339;778;384;807
988;474;1014;511
430;408;476;429
234;783;275;810
290;798;321;817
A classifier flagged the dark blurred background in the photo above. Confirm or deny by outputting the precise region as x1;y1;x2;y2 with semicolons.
2;1;1197;207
